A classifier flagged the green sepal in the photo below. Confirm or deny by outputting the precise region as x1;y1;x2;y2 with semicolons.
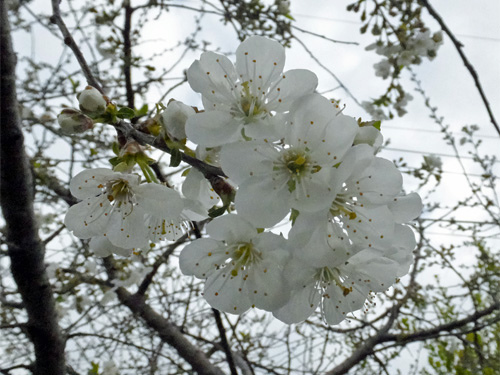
287;179;296;193
113;161;130;172
112;142;120;156
290;208;300;226
208;205;227;218
170;148;182;167
256;228;265;233
181;168;191;177
116;107;136;119
108;156;120;166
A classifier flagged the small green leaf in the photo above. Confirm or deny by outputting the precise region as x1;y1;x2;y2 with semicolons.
135;104;148;118
116;107;136;119
170;148;182;167
112;142;120;156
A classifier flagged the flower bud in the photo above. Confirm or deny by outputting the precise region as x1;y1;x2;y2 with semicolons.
77;86;107;114
57;109;94;134
160;101;195;140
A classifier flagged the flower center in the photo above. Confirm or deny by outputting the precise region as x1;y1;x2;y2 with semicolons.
329;198;357;220
105;179;134;207
238;81;266;121
314;266;353;296
280;148;321;192
229;242;262;276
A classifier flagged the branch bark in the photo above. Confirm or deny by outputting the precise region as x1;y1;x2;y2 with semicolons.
0;3;65;374
102;258;226;375
418;0;500;137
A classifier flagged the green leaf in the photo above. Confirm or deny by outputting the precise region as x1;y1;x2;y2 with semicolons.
290;208;300;226
170;148;182;167
112;142;120;156
135;104;148;118
88;362;99;375
116;107;136;119
372;120;381;130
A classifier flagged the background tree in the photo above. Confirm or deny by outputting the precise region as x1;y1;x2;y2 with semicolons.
1;0;499;374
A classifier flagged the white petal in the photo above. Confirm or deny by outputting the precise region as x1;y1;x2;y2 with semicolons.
185;111;242;147
182;168;220;209
266;69;318;111
235;177;290;228
204;270;252;314
89;236;132;257
290;169;336;213
69;168;115;199
236;36;285;91
64;196;110;239
388;192;423;223
187;51;237;102
355;158;403;205
220;141;277;184
179;238;227;279
246;261;289;311
135;183;184;219
322;284;368;325
272;281;320;324
206;214;256;243
343;250;399;293
105;205;149;249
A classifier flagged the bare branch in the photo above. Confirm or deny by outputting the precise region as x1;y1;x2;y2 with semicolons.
418;0;500;137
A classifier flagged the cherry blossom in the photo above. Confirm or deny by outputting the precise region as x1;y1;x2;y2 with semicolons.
185;35;318;146
64;168;184;249
220;94;358;227
179;214;290;314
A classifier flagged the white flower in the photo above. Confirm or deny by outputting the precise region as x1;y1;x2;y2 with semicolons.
353;124;383;152
64;168;184;249
289;145;421;259
373;59;392;79
273;235;413;325
185;36;318;146
89;236;133;258
220;94;358;227
179;214;290;314
57;109;94;134
77;86;107;114
160;100;195;140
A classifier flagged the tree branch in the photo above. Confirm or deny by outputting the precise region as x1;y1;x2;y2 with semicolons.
418;0;500;137
102;258;225;375
212;309;238;375
50;0;104;94
0;3;65;374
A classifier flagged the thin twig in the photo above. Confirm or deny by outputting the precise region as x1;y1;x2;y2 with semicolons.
50;0;104;93
418;0;500;137
212;309;238;375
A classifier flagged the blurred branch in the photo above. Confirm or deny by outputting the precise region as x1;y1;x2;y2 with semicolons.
0;2;65;374
212;309;238;375
102;257;226;375
50;0;104;93
418;0;500;137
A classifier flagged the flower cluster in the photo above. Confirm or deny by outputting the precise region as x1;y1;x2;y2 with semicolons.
64;36;422;325
179;36;422;324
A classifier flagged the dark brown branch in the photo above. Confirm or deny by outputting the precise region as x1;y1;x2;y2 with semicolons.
325;307;399;375
378;301;500;346
123;0;135;109
212;309;238;375
418;0;500;137
0;3;65;374
114;120;227;179
102;258;226;375
50;0;104;94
